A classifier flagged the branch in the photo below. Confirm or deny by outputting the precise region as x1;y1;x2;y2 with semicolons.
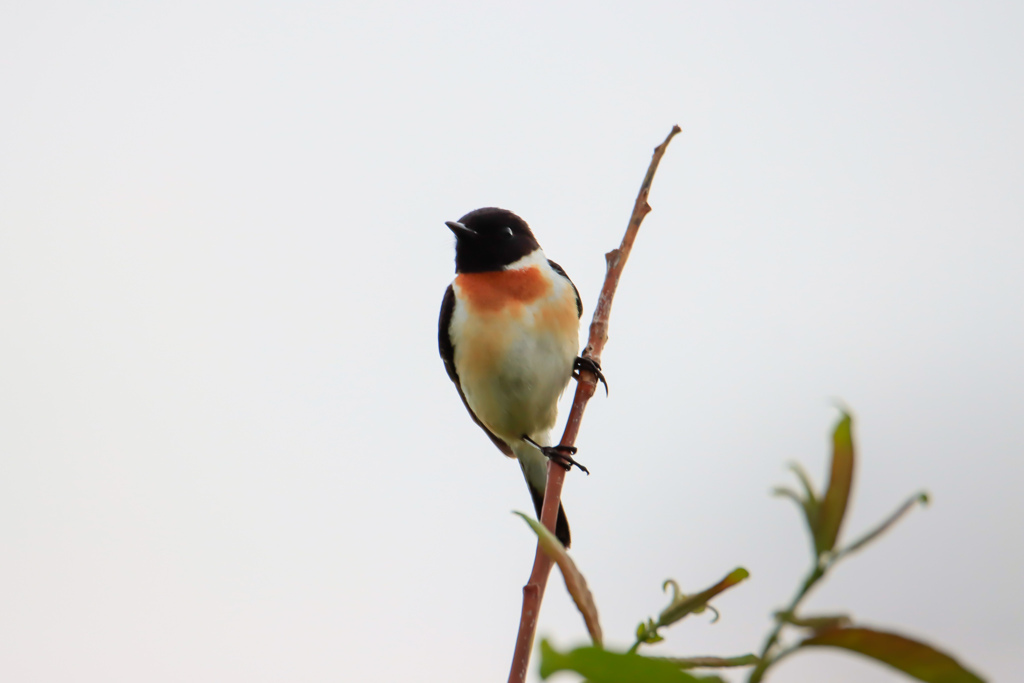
832;492;929;562
748;565;825;683
507;125;682;683
659;654;760;669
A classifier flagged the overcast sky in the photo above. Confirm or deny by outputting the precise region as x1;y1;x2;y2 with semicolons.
1;2;1021;682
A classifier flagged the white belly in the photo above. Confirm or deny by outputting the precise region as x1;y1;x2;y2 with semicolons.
450;298;578;443
464;325;575;441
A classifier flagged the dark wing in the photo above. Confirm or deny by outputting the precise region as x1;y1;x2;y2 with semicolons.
547;259;582;318
439;284;513;456
438;285;460;383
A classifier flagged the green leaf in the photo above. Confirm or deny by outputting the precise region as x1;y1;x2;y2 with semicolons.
657;568;749;627
515;512;602;646
788;461;819;506
538;641;723;682
772;486;819;551
635;618;664;646
801;627;985;683
815;412;855;554
787;462;822;544
771;486;806;510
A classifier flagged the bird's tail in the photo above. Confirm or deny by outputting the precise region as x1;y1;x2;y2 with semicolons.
512;438;571;548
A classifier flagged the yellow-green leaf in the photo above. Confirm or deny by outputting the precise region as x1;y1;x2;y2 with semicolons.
538;641;721;682
658;568;749;627
815;412;855;554
801;627;985;683
515;512;602;646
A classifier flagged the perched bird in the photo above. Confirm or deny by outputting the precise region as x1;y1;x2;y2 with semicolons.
438;207;601;548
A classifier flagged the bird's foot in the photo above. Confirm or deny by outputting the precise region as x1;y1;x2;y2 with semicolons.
523;435;589;474
573;355;608;395
542;445;590;475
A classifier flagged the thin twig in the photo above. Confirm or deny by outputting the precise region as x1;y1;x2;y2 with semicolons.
833;492;928;561
507;125;682;683
748;564;825;683
658;654;760;669
748;491;929;681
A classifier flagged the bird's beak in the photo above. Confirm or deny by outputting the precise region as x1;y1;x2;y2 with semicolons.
445;220;477;239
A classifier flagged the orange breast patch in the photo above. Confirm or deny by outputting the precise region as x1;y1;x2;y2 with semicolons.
455;266;551;313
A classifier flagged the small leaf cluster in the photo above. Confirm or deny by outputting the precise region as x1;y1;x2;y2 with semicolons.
633;570;750;650
519;410;983;683
749;410;952;682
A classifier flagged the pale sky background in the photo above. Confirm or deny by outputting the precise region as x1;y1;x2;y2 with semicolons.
1;2;1022;682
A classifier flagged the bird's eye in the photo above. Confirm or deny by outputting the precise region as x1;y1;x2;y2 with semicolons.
503;226;514;239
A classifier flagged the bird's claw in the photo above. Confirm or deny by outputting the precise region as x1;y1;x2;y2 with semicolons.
522;435;590;475
573;356;608;396
541;445;590;475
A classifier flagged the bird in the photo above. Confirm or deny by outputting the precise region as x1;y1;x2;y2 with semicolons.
438;207;603;548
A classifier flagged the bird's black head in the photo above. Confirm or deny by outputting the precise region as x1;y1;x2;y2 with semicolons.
446;207;541;273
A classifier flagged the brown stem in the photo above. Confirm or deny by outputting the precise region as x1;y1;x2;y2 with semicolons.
661;654;760;669
507;125;682;683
